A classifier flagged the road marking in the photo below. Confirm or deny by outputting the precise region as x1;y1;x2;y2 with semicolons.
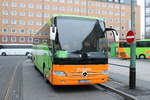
3;62;20;100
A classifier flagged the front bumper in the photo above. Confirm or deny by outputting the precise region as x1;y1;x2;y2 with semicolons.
50;75;108;85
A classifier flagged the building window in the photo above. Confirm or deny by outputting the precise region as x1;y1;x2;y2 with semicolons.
52;0;57;2
44;5;49;10
28;4;34;8
2;36;8;42
2;10;8;15
36;13;42;17
96;10;101;14
19;37;25;42
81;8;86;13
28;12;34;17
59;6;65;11
28;29;33;34
3;2;8;6
28;37;33;43
44;33;49;36
11;11;17;16
19;12;25;16
108;0;113;2
36;21;42;25
33;39;39;43
59;0;64;3
19;29;25;33
121;6;125;9
67;0;73;4
35;32;40;36
121;12;125;16
109;11;113;15
2;19;9;24
36;5;42;9
81;1;86;5
2;28;8;32
115;5;120;9
11;20;17;24
11;37;16;42
74;8;79;12
75;0;80;4
108;4;113;8
12;2;17;7
44;13;49;18
114;0;119;3
120;0;125;3
115;12;120;16
52;5;58;10
19;20;25;25
102;10;107;15
108;18;113;22
28;21;33;25
11;28;16;33
19;3;25;8
95;3;101;7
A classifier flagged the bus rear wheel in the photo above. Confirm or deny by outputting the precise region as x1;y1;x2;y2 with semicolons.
139;54;146;59
2;52;6;56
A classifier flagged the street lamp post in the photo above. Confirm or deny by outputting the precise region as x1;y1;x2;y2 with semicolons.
129;0;136;89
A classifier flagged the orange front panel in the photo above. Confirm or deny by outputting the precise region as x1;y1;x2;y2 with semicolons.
48;64;108;85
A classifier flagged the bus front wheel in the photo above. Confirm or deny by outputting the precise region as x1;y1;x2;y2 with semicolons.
139;54;146;59
2;52;7;56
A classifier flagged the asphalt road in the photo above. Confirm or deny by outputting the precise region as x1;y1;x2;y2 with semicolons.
0;56;25;100
0;56;123;100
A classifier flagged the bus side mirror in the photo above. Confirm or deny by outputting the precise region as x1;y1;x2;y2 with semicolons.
50;25;56;40
104;28;119;42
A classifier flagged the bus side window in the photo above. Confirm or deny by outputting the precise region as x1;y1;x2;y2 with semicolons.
0;45;3;49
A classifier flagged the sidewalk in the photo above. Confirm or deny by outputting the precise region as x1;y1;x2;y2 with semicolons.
106;58;150;100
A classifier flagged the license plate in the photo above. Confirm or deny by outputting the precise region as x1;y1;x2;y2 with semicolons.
79;80;90;83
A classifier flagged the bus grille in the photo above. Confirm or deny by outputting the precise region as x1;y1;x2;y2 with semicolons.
68;72;100;78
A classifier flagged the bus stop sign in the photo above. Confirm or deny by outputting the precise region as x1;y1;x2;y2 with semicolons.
126;31;135;44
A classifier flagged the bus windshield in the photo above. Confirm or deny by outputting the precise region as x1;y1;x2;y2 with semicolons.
55;16;108;58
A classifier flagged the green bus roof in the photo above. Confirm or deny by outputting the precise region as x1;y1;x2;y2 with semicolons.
137;39;150;41
47;14;104;26
51;14;104;20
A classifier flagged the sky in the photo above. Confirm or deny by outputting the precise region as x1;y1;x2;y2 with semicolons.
137;0;144;38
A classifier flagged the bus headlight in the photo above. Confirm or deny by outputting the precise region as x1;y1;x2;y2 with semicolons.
101;71;109;75
53;71;67;76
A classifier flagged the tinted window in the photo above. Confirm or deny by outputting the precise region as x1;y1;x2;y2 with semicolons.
0;45;32;49
56;17;105;51
119;42;130;47
56;16;107;58
137;41;150;47
0;45;4;49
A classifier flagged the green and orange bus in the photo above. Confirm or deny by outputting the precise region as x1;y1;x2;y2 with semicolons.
32;14;118;85
118;39;150;59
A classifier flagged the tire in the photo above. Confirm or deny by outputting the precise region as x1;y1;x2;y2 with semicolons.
136;55;138;59
2;52;6;56
139;54;146;59
26;52;29;56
